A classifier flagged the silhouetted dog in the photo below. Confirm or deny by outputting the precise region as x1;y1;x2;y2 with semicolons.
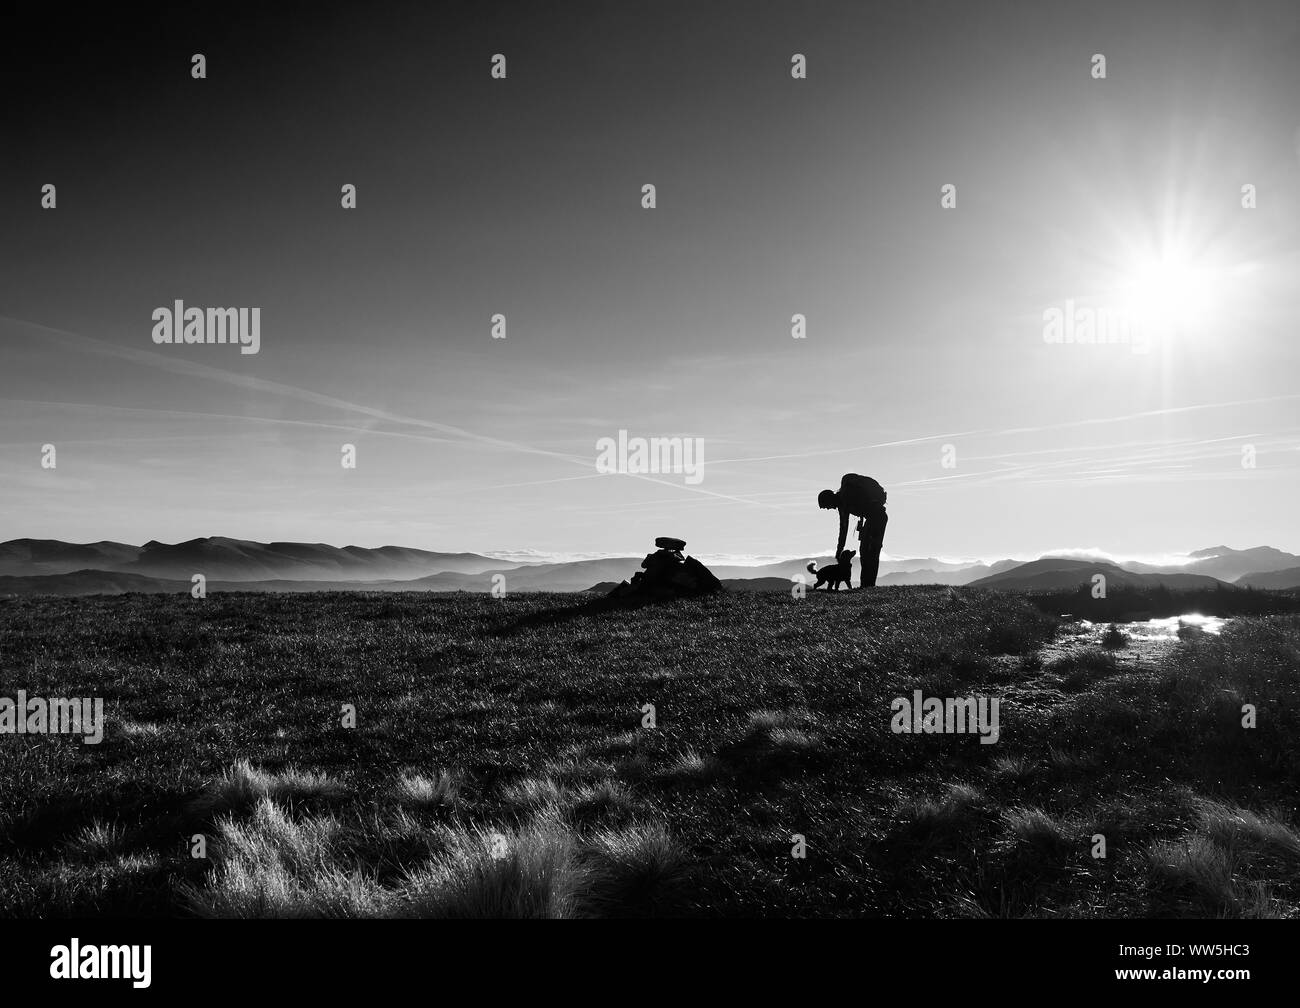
807;550;856;591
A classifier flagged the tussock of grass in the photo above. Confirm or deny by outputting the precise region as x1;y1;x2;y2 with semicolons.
392;770;461;810
1146;834;1241;917
183;798;388;918
744;710;790;733
403;818;692;919
1044;745;1092;774
567;780;635;822
738;709;820;751
1048;648;1119;691
768;728;818;751
1144;801;1300;918
584;823;692;916
188;760;348;818
108;719;165;741
896;783;989;838
1101;624;1129;649
1018;652;1043;674
999;806;1072;856
401;821;589;919
980;606;1059;655
659;748;726;784
707;709;824;783
500;774;565;811
1048;647;1118;673
65;819;126;860
1195;801;1300;865
990;754;1035;783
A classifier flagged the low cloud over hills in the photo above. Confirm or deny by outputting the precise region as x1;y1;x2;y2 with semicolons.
1;538;1298;597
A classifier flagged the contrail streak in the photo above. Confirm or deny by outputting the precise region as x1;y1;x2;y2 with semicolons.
3;317;777;509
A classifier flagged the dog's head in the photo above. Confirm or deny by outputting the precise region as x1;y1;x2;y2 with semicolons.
838;549;856;563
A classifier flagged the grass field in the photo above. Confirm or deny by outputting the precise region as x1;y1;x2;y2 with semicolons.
2;586;1298;918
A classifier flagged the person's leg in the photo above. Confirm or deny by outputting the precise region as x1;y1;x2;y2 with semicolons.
851;519;864;589
861;509;887;587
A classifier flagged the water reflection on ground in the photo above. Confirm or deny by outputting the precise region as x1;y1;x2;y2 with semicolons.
1080;613;1226;639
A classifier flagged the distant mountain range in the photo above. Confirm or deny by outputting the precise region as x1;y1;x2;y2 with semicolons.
0;538;1297;597
1119;545;1300;583
965;558;1227;592
0;537;507;581
878;559;1023;585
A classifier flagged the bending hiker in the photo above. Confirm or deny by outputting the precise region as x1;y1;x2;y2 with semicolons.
817;473;888;588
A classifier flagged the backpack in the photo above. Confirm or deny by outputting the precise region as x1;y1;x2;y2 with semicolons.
844;473;887;506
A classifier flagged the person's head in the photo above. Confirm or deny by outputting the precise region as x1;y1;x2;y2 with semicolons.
817;489;838;509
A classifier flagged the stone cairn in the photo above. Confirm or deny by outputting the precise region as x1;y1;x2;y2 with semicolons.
607;537;725;602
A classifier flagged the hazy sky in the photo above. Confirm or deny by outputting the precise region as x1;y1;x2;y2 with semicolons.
2;0;1298;562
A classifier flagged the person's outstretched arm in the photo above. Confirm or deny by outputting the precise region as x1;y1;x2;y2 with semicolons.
835;506;850;556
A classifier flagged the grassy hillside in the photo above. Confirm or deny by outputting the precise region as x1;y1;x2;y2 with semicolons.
1;587;1297;918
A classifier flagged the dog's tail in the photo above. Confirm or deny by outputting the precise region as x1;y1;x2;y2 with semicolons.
806;562;817;575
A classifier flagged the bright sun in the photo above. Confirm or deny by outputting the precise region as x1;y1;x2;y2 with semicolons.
1117;246;1233;340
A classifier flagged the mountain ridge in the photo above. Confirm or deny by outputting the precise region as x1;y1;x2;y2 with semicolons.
1;538;1295;597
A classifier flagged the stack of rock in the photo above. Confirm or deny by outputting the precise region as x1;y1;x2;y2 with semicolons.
607;537;725;602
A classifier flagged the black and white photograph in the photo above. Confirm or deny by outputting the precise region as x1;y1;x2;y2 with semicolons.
1;0;1297;989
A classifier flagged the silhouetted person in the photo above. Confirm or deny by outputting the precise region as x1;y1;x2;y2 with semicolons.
818;474;888;588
